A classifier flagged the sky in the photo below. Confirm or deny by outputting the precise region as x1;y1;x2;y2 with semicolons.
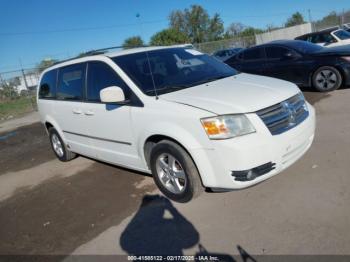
0;0;348;74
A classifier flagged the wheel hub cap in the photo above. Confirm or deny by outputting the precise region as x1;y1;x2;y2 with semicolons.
51;134;64;157
156;153;187;194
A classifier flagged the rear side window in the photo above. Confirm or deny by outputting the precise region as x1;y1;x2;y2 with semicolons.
39;70;57;99
87;61;130;102
57;63;85;100
243;48;265;60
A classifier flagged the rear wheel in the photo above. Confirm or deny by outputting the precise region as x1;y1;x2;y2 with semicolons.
312;66;342;92
150;140;203;203
49;128;76;162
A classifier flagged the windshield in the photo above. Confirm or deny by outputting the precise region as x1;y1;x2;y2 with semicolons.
112;48;237;96
292;41;324;53
333;29;350;40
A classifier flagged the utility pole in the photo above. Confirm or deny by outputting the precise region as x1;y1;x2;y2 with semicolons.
341;8;345;26
308;9;314;32
0;73;5;88
19;58;28;90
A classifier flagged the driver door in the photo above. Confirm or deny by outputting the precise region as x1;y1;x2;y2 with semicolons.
264;46;305;85
83;61;142;168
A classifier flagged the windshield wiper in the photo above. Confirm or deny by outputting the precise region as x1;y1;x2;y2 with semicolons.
144;84;190;94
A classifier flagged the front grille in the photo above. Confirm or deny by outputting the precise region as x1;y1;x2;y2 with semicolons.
257;93;309;135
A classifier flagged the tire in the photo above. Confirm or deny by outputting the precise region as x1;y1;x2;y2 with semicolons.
150;140;203;203
312;66;342;92
48;127;76;162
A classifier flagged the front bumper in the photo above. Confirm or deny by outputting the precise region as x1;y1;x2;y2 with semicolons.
190;102;316;189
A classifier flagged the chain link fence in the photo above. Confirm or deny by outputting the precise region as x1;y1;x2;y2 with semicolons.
313;12;350;32
194;35;256;54
0;69;39;121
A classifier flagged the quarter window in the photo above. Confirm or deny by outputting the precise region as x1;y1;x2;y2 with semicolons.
39;70;57;99
57;63;85;100
87;61;130;102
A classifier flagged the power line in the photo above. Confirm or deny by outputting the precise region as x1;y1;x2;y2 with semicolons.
0;19;168;36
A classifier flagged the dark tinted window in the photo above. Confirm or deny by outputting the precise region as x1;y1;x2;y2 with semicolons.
57;63;85;100
87;61;130;102
310;33;336;44
39;70;57;99
243;47;265;60
266;46;290;59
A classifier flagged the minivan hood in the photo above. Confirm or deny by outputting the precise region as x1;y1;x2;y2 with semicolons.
160;73;300;114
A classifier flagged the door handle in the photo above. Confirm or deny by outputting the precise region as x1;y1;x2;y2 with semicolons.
84;110;95;116
72;109;82;114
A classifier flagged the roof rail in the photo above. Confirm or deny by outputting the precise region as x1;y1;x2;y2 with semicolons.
52;45;149;66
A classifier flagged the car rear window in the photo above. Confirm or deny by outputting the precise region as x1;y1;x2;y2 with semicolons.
333;30;350;40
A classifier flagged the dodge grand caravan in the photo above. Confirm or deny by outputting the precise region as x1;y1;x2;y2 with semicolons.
37;46;316;202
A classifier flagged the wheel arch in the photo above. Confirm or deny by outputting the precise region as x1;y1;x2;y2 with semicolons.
143;134;205;187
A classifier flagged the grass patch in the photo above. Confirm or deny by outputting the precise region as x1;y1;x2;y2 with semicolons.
0;97;36;120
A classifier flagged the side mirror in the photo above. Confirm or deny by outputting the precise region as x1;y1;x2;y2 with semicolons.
282;51;297;60
100;86;125;103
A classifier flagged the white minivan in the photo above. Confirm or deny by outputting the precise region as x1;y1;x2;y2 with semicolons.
37;46;316;202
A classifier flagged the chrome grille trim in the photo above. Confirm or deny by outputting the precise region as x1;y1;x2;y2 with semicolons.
257;93;309;135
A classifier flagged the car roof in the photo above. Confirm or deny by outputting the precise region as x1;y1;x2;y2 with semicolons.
43;44;194;73
296;27;340;38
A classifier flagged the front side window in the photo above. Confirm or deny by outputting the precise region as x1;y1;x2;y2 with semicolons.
113;48;236;96
57;63;85;100
87;61;130;102
265;46;291;59
242;47;265;60
39;69;57;99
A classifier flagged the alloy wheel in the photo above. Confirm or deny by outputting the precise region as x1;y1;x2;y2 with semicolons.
155;153;187;194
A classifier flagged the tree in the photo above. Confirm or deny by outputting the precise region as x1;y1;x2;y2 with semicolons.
224;22;245;38
207;13;224;41
150;28;189;46
169;5;224;43
35;59;57;73
122;36;144;49
285;12;306;27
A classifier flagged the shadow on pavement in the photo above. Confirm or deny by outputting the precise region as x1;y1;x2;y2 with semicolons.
120;194;256;261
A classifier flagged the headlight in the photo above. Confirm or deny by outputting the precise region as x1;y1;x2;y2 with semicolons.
201;114;256;140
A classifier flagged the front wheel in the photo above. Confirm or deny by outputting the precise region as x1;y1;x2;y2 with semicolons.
150;140;203;203
48;127;76;162
312;66;342;92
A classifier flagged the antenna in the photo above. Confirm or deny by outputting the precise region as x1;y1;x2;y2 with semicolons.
136;13;159;99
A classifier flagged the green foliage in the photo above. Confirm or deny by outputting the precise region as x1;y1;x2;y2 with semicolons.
169;5;224;43
35;59;58;73
285;12;306;27
0;96;35;120
150;28;189;46
314;11;341;30
122;36;144;49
